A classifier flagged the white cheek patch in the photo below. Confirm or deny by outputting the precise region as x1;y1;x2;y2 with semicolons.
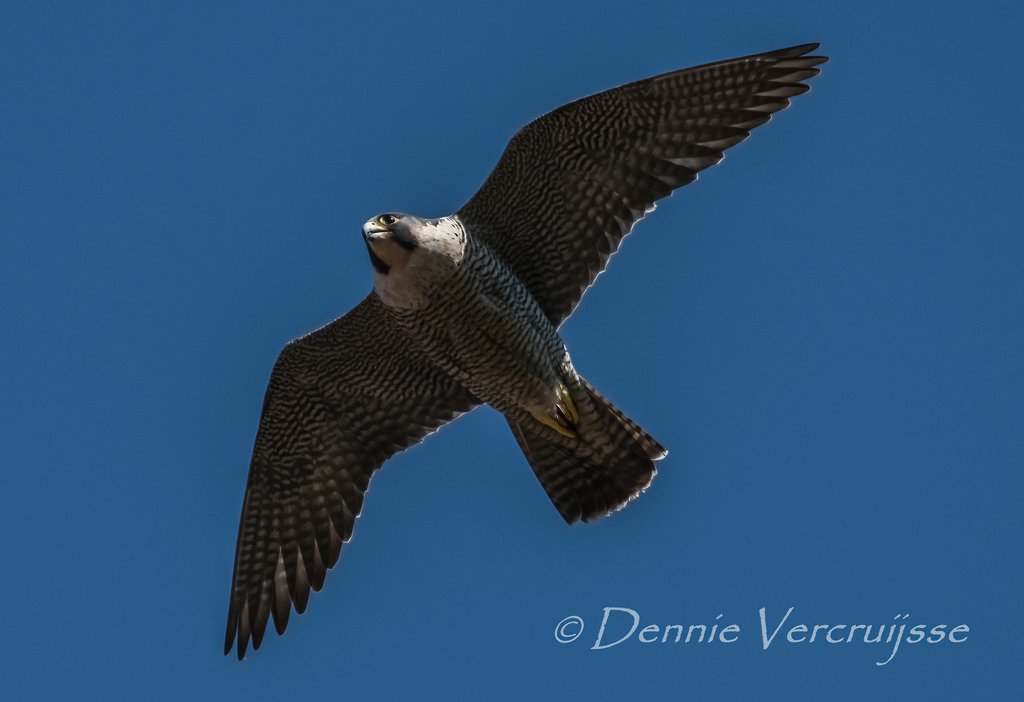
373;217;466;311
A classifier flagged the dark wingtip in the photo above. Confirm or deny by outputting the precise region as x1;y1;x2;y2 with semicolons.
272;593;291;636
775;42;819;55
771;42;828;63
791;41;820;53
224;602;237;656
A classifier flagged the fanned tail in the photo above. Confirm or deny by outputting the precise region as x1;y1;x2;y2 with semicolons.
508;377;666;524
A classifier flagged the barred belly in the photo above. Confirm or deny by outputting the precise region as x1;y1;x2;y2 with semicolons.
392;239;569;415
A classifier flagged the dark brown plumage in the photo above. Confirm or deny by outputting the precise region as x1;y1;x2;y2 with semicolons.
460;43;827;325
225;297;477;658
224;43;826;660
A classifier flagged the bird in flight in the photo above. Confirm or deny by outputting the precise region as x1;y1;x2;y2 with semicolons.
224;43;827;658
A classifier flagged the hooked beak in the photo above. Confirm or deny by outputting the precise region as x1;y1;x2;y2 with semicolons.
362;220;389;243
363;218;417;252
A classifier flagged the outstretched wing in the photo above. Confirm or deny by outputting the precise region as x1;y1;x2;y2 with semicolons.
224;294;477;659
458;43;827;326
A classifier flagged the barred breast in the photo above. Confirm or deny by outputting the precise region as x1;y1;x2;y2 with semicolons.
389;235;571;416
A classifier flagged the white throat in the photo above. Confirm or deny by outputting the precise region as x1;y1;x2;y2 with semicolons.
373;217;467;311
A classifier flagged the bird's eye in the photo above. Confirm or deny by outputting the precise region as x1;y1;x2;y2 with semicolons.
379;214;398;226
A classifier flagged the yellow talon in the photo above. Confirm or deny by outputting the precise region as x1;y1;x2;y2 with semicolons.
557;385;580;425
532;410;577;438
531;384;579;438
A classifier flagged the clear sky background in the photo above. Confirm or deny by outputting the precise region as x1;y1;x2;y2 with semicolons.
2;1;1021;699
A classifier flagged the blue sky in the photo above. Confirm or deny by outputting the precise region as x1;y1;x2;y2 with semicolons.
2;1;1021;699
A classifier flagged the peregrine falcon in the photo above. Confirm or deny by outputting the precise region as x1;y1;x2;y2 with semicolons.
224;43;827;658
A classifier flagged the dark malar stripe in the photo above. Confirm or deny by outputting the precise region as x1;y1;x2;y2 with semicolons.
394;231;418;251
366;243;390;274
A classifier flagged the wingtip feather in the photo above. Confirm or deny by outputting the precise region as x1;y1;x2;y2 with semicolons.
223;607;237;656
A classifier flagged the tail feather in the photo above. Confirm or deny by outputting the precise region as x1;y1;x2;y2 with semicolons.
508;379;666;524
578;377;666;460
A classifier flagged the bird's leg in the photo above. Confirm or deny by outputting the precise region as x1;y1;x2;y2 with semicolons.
531;384;579;438
557;383;579;425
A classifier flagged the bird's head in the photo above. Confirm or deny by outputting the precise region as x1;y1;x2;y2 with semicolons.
362;213;419;275
362;213;466;273
362;213;467;308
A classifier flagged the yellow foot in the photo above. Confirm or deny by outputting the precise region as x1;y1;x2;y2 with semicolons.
556;385;579;425
531;385;579;439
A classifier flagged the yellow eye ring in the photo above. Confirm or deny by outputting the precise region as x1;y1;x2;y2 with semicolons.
379;214;398;226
